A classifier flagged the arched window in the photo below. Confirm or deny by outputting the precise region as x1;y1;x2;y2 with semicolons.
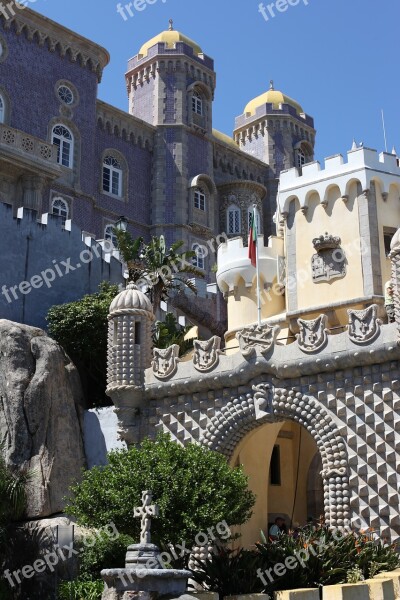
51;197;69;222
192;243;205;270
52;125;73;168
248;208;261;234
227;204;241;235
103;156;123;197
194;187;206;211
297;148;306;168
192;91;203;116
104;224;118;247
0;94;4;124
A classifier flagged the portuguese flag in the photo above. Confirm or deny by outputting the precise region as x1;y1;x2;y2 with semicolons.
248;210;257;267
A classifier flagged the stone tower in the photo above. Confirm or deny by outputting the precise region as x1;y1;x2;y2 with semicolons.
106;283;154;412
125;21;217;259
235;81;316;234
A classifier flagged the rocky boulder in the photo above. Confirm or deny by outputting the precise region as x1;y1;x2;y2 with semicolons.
0;319;86;518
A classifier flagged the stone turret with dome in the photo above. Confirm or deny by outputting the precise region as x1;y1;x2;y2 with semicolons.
107;283;155;415
234;80;316;234
138;19;203;58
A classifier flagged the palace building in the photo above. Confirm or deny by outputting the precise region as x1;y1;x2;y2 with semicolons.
1;6;399;547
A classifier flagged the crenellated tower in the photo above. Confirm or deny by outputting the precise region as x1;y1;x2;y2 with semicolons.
235;81;316;235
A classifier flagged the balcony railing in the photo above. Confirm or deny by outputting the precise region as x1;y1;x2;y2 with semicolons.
0;123;58;165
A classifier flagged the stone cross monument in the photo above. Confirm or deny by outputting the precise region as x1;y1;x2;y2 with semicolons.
134;490;159;544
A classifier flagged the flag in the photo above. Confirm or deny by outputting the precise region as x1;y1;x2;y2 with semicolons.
248;210;257;267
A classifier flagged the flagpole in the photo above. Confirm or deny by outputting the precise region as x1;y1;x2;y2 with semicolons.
254;205;262;326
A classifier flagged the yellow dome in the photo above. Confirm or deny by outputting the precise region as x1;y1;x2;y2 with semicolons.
244;82;303;116
212;129;238;149
138;22;202;58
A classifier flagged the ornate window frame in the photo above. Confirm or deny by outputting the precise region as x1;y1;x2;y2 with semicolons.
0;87;11;125
192;242;206;270
227;203;241;235
100;149;128;202
104;223;118;247
55;80;79;109
52;124;74;168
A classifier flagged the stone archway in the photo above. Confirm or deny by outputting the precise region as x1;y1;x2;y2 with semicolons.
200;382;350;530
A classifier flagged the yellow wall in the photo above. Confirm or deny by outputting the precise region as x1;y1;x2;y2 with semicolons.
376;181;400;286
292;183;364;322
230;421;320;548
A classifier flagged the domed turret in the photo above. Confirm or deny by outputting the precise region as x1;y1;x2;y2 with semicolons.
138;19;203;58
109;282;153;315
244;81;304;117
107;283;155;406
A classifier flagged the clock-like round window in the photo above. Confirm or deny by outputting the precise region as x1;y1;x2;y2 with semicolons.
58;85;74;105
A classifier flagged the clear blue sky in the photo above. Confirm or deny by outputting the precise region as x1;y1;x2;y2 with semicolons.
34;0;399;162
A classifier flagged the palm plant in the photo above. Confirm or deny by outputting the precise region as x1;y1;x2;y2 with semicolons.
114;230;204;316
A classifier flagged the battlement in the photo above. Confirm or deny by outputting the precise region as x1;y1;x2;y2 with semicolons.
216;236;283;293
279;146;400;213
127;42;214;71
234;102;315;131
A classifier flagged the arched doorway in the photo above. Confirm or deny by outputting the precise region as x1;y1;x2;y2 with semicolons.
201;382;350;545
229;420;323;548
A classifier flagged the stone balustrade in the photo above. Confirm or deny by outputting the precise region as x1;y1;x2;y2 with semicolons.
0;123;58;166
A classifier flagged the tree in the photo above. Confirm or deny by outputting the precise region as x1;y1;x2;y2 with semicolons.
115;231;204;316
47;282;120;407
153;312;194;355
65;434;255;554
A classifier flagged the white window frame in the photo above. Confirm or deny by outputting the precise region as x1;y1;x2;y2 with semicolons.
227;204;241;235
104;224;118;247
297;148;306;168
192;91;203;116
57;85;74;106
103;156;123;197
248;208;261;234
51;197;69;221
192;243;205;270
0;94;4;124
52;125;74;168
194;188;206;211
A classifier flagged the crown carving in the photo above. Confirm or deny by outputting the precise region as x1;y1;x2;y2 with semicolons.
312;232;341;252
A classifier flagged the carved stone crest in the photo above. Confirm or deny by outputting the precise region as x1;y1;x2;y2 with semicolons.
193;336;222;372
252;383;273;420
311;233;346;283
296;314;329;353
347;304;382;345
152;345;180;379
236;323;280;358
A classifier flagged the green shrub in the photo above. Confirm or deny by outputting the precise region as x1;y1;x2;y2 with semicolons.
65;433;255;553
190;547;265;599
78;532;134;581
58;579;104;600
191;525;400;597
255;525;400;592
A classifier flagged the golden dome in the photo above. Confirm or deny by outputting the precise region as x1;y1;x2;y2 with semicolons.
138;20;202;58
244;81;304;116
212;129;238;149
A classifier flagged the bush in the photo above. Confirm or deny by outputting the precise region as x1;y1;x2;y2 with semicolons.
78;532;134;581
58;579;104;600
47;281;119;407
255;525;400;593
191;525;400;598
190;547;265;599
65;434;255;555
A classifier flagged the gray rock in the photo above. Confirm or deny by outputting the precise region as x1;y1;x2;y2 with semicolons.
0;319;86;518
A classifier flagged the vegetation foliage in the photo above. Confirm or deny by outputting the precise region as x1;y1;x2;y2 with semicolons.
191;524;400;599
65;434;255;553
47;281;119;407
